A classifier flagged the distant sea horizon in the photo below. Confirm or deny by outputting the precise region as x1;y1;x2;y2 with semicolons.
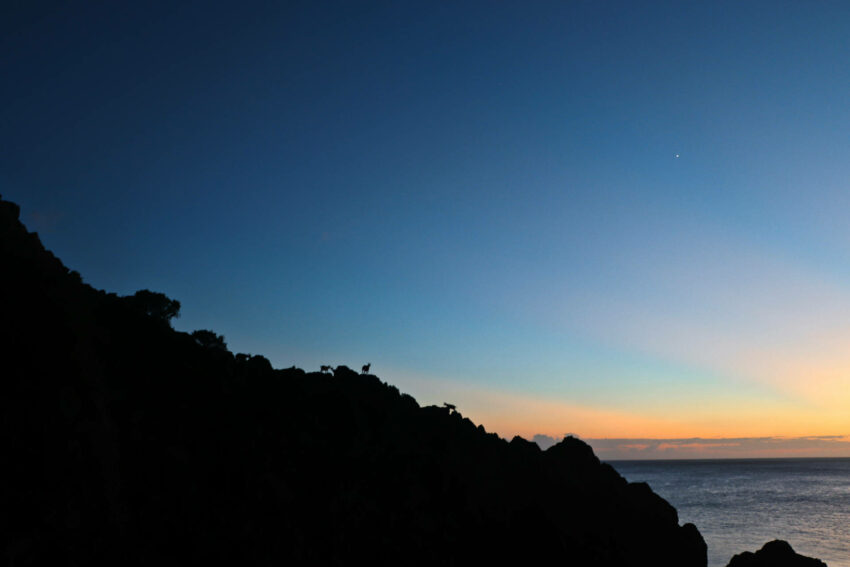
609;456;850;461
533;434;850;461
610;457;850;567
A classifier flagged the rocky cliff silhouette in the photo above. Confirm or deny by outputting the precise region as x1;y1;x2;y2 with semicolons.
0;195;711;565
727;540;827;567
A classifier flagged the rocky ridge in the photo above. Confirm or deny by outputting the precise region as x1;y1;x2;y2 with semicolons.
0;194;819;566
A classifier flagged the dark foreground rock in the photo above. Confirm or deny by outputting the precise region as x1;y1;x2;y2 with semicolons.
0;193;706;566
727;540;827;567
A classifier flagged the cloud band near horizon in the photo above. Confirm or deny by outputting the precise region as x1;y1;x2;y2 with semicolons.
533;434;850;460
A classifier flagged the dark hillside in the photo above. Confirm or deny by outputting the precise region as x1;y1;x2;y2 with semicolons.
0;196;706;566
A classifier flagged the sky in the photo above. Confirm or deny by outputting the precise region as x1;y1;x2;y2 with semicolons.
4;1;850;458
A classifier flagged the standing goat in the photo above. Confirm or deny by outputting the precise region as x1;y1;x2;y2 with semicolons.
361;363;371;374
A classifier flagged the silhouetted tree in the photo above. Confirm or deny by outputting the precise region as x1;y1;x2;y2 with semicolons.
128;289;180;322
191;329;227;351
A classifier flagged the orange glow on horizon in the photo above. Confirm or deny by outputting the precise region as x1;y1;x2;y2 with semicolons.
385;366;850;445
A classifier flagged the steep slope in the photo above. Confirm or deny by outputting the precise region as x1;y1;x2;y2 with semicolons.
0;196;706;566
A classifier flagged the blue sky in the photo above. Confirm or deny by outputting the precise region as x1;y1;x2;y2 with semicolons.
5;1;850;453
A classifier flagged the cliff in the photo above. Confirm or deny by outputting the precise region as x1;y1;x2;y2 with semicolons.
0;196;706;565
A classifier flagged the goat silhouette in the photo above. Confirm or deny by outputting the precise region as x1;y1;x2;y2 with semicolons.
361;363;371;374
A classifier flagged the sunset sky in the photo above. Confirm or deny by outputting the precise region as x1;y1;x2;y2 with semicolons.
6;1;850;458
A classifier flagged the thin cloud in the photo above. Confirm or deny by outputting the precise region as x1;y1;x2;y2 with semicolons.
532;435;850;459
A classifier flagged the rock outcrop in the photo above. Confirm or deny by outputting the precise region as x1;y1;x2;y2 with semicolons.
727;540;827;567
1;193;706;565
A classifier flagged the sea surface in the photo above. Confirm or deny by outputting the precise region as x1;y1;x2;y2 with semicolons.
610;458;850;567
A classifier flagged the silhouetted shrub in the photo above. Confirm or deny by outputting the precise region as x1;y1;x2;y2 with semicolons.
191;329;227;351
126;289;181;323
236;353;273;374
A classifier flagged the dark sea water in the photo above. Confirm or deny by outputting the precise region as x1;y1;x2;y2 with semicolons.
610;458;850;567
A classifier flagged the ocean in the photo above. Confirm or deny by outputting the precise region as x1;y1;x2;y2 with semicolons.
610;458;850;567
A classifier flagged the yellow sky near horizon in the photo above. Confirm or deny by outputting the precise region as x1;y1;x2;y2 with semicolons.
386;366;850;446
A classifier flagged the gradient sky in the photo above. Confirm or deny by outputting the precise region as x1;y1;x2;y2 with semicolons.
5;1;850;457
